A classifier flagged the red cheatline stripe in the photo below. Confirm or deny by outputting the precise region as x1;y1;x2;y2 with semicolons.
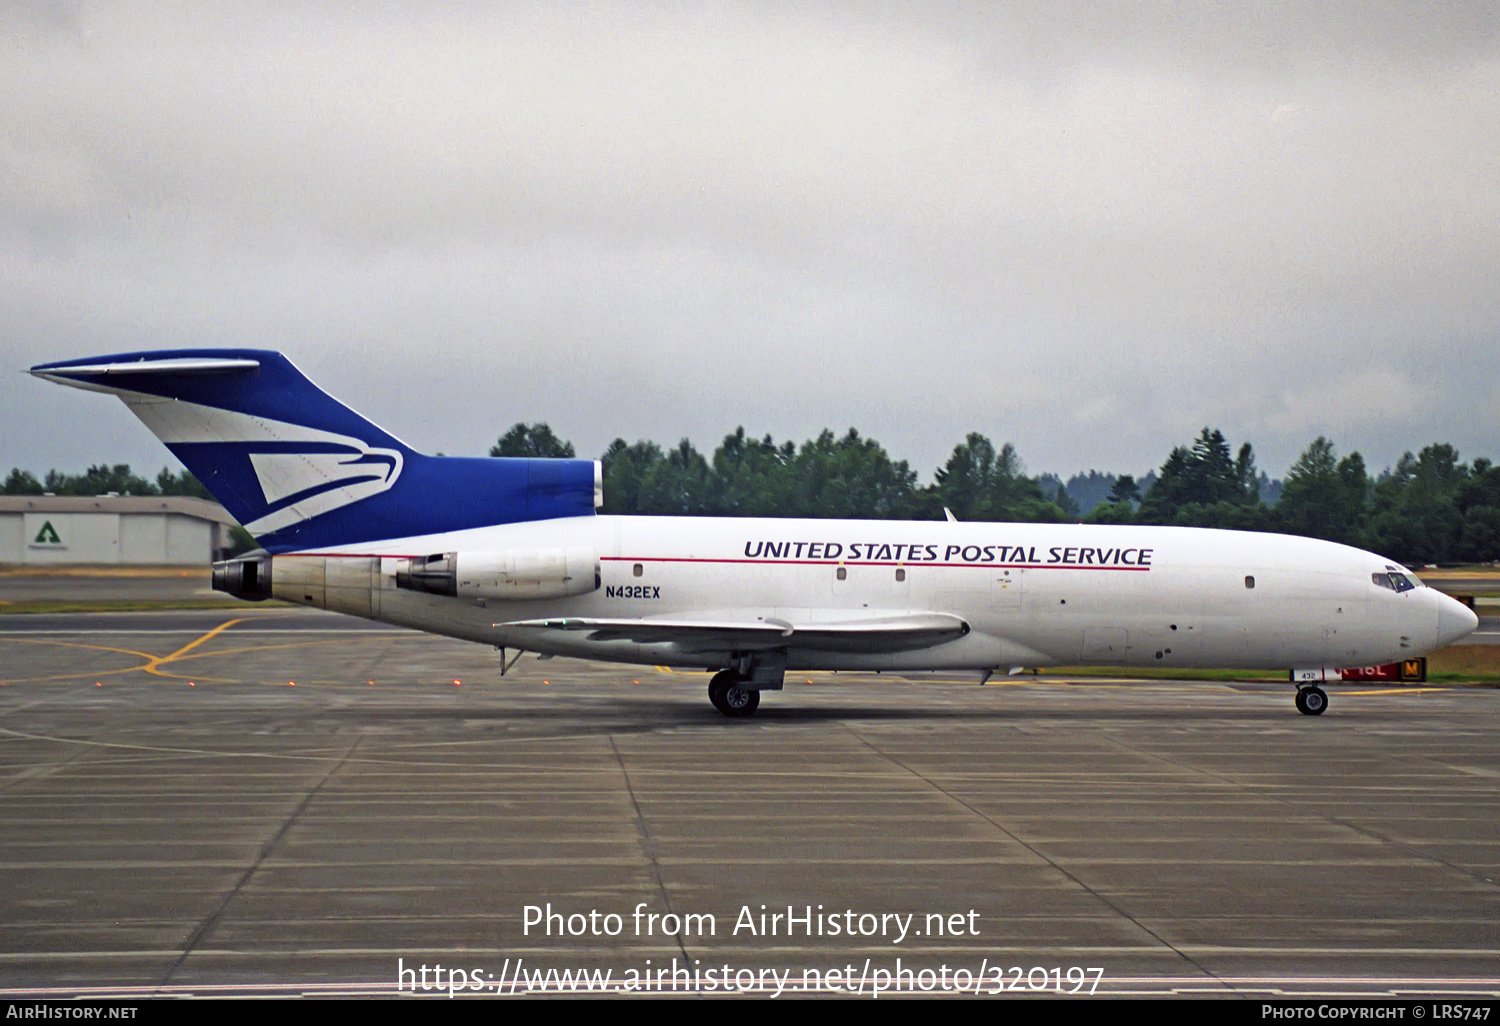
600;556;1150;570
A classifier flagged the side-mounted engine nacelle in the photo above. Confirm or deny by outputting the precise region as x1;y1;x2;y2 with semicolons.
210;547;600;614
394;548;600;601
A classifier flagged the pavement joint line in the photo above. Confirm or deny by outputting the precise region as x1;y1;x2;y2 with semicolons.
1092;731;1500;892
0;722;751;765
838;720;1237;992
0;744;91;794
609;734;692;966
0;725;367;763
160;734;364;989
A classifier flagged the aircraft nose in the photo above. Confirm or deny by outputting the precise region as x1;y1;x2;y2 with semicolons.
1435;593;1480;649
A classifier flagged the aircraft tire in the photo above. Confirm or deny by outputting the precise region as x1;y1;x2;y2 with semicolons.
722;685;759;717
708;672;759;717
708;671;731;714
1298;686;1327;716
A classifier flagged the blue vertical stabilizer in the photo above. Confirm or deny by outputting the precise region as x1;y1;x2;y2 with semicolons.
31;350;599;551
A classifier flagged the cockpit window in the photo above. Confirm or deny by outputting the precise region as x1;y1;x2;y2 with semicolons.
1373;571;1417;593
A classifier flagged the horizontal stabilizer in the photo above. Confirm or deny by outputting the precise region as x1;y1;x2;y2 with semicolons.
32;357;261;385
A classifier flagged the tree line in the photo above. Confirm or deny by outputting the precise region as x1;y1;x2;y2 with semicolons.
6;424;1496;566
3;465;211;499
494;423;1500;566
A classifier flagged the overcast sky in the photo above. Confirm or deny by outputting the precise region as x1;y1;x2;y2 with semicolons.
3;1;1497;487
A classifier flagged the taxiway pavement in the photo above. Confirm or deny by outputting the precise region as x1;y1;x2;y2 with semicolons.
1;607;1497;999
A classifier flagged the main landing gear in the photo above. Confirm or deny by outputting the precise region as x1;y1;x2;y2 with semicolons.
1295;685;1328;716
708;670;760;718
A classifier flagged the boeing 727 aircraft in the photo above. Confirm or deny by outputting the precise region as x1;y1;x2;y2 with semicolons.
32;350;1478;716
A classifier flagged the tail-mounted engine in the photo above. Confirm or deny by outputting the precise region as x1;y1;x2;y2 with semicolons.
211;550;274;601
395;548;600;600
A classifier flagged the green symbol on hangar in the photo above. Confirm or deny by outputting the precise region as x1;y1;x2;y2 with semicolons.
33;521;62;545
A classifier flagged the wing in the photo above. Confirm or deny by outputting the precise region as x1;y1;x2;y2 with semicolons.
496;612;970;654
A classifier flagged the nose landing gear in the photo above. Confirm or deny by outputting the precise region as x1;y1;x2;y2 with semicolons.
1295;685;1328;716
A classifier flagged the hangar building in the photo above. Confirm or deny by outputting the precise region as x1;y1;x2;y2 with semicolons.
0;496;239;566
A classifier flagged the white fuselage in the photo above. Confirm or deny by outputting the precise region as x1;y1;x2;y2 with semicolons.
274;516;1468;673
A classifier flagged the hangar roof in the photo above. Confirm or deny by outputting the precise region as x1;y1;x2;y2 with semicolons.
0;495;240;527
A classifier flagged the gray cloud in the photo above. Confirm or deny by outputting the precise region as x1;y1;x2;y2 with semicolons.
3;1;1497;484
